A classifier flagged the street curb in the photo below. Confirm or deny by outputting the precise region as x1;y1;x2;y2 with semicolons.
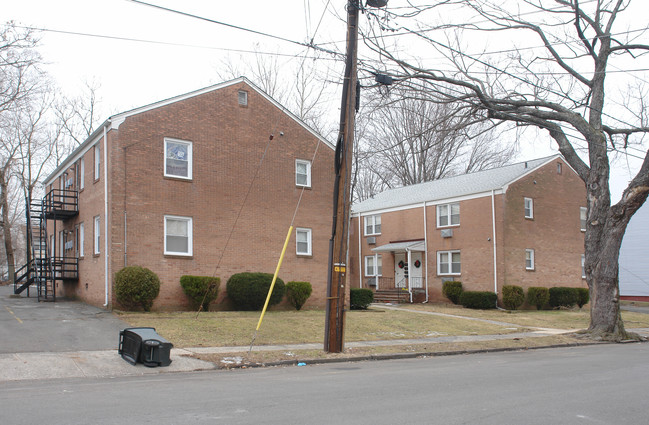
215;340;641;370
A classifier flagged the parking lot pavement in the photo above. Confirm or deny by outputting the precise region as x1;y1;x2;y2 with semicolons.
0;284;130;354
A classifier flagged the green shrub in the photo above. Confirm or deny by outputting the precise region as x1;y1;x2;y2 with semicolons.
527;287;550;310
459;291;497;310
549;287;579;308
180;275;220;311
114;266;160;312
286;281;313;310
226;272;285;311
502;285;525;310
350;288;374;310
442;281;463;304
576;287;590;308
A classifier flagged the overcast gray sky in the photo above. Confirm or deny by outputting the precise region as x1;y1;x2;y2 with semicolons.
4;0;647;201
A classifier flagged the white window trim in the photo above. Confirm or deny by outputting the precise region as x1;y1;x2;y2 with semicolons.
580;207;587;232
364;214;381;236
524;197;534;219
437;250;461;276
364;254;382;277
296;227;312;256
79;222;84;257
79;158;85;190
94;144;100;181
581;254;586;279
437;203;460;228
295;159;312;188
164;138;193;180
164;215;193;256
93;216;100;255
526;249;535;270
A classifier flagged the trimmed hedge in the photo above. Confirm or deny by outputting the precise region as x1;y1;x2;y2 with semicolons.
442;281;463;304
502;285;525;310
459;291;497;310
576;288;590;308
180;275;220;311
549;287;579;308
226;272;285;311
527;287;550;310
115;266;160;312
286;281;312;311
350;288;374;310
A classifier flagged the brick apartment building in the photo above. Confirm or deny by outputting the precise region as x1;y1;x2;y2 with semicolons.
349;155;588;304
36;77;334;310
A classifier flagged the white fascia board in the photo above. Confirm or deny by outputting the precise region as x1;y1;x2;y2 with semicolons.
352;189;505;217
44;120;111;186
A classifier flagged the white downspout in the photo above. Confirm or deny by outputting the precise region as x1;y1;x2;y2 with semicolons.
103;124;110;307
423;201;429;303
358;214;362;289
491;190;498;296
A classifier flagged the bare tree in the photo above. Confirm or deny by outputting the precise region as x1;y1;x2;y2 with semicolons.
55;79;101;147
0;23;41;284
363;0;649;340
354;85;514;196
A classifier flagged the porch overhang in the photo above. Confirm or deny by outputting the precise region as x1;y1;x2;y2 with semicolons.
372;240;425;253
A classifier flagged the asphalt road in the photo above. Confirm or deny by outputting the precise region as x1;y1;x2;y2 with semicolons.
2;343;648;425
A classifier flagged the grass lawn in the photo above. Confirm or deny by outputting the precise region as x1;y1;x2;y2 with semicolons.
118;308;526;348
116;304;649;349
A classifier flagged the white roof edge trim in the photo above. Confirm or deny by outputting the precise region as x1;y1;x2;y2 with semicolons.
503;154;567;191
46;77;333;185
351;189;505;216
44;121;111;186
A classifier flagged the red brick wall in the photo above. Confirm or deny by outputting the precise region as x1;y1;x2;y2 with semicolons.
51;81;334;310
349;157;587;304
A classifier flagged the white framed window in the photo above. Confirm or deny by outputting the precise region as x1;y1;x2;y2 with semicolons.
93;216;100;255
79;222;84;257
580;207;587;231
581;254;586;279
164;215;193;256
295;159;311;188
238;90;248;106
557;162;562;174
364;255;382;277
525;249;535;270
437;250;461;275
296;227;312;256
79;158;85;190
524;197;534;219
164;138;193;179
94;144;100;181
437;203;460;227
364;215;381;236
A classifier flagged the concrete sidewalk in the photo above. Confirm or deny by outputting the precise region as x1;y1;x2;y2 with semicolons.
0;326;582;382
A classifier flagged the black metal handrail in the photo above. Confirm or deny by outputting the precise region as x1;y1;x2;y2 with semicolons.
43;189;78;215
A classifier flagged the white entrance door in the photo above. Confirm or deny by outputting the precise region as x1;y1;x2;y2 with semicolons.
394;253;407;288
409;252;423;288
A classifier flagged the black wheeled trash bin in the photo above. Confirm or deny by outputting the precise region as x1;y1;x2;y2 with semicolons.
119;327;173;367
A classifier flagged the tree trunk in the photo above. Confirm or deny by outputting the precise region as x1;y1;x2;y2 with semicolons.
0;171;16;285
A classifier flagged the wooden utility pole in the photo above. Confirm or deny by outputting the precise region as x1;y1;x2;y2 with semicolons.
324;0;361;353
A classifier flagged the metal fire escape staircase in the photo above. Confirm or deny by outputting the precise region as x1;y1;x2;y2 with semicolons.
13;189;79;301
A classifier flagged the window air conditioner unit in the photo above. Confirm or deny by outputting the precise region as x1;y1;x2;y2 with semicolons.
367;237;376;245
441;229;453;238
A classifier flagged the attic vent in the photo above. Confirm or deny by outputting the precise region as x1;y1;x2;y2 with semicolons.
238;90;248;106
367;237;376;245
441;229;453;238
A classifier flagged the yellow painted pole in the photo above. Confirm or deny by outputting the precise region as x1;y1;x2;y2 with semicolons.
255;226;293;331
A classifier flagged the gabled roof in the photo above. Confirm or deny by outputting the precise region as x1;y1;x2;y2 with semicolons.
45;77;332;185
352;155;562;214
